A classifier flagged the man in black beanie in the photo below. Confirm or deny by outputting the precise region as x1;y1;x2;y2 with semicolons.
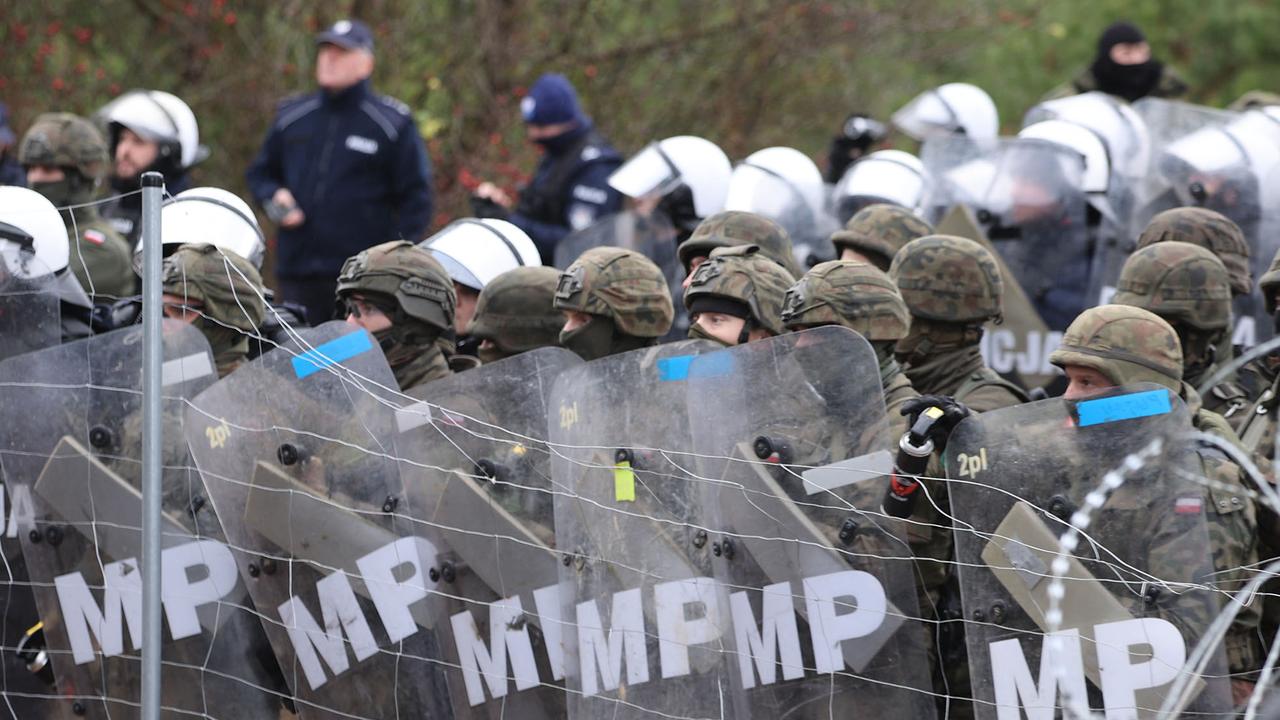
1043;20;1187;102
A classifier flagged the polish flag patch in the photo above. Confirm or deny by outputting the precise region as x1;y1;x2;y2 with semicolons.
83;229;106;246
1174;497;1203;514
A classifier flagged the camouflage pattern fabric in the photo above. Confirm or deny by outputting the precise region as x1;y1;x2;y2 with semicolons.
336;239;456;335
17;112;109;181
1049;304;1183;390
1137;207;1253;298
677;210;803;278
66;207;134;303
553;245;673;337
683;243;793;335
467;265;563;360
781;260;910;341
1258;244;1280;312
890;234;1003;324
1113;241;1233;331
163;243;265;376
1039;62;1188;103
830;203;935;272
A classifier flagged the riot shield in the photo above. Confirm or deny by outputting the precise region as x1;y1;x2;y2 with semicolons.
551;339;733;718
724;165;835;268
553;210;687;338
1151;109;1280;348
947;385;1233;718
392;347;581;718
1023;92;1152;179
0;322;282;718
937;205;1061;390
186;321;452;719
919;134;992;225
687;327;936;717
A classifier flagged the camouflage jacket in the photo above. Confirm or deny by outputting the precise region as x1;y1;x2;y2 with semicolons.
902;344;1029;412
65;205;134;304
1040;63;1189;103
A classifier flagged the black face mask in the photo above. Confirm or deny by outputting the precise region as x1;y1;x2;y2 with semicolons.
1091;55;1163;102
560;316;616;361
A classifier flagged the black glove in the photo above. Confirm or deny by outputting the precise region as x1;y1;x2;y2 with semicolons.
823;113;886;184
470;195;510;220
883;395;971;518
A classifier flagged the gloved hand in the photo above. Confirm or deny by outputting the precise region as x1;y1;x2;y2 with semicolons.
470;194;510;220
824;113;886;184
883;395;971;518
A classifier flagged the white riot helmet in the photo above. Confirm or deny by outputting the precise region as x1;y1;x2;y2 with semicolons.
608;136;732;227
0;186;70;278
97;89;208;173
1162;110;1280;178
421;218;540;292
1018;121;1111;195
724;146;825;233
832;149;928;223
1023;92;1150;178
144;187;266;270
892;83;999;143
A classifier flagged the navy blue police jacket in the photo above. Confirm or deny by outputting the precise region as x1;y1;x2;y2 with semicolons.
246;79;433;279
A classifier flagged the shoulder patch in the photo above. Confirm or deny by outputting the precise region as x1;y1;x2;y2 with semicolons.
581;145;602;162
83;229;106;246
571;184;609;206
378;95;411;116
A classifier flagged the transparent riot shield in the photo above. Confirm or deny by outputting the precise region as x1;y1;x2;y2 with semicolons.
920;134;992;225
687;327;936;717
551;339;732;718
554;210;687;338
392;347;581;718
1129;98;1238;232
947;385;1233;718
1152;109;1280;348
725;165;835;268
936;206;1060;390
186;321;452;719
0;322;282;718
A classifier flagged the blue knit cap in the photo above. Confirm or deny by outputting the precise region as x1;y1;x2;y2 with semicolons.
521;74;582;126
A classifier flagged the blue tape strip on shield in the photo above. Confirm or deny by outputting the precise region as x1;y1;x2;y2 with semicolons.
1076;389;1171;427
292;331;374;379
657;352;735;381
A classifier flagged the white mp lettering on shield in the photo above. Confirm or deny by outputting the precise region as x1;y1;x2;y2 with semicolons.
990;630;1088;720
279;570;379;690
452;594;542;706
731;581;804;689
55;539;241;665
803;570;887;674
577;587;648;697
2;483;35;538
655;576;724;679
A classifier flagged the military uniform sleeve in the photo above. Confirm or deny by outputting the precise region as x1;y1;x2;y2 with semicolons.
244;112;285;205
388;117;433;242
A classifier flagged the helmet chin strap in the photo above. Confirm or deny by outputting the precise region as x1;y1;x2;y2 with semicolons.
737;317;755;346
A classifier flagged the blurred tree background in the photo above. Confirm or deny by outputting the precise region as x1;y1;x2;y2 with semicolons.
4;0;1279;284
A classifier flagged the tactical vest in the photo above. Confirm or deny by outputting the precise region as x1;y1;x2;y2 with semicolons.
515;129;614;225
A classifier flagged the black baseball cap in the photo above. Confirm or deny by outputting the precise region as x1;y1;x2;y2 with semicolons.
316;19;374;53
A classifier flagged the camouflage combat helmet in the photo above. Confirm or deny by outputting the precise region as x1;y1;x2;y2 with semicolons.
684;244;794;336
554;246;673;338
1112;241;1232;331
468;266;563;354
1260;246;1280;313
889;234;1003;324
18;112;110;181
1049;304;1183;392
830;204;934;272
781;260;910;341
1136;207;1251;297
678;210;802;279
336;240;456;334
162;243;265;333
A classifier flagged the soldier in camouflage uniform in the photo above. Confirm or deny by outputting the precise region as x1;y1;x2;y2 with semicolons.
335;239;471;391
466;265;563;363
1049;304;1261;700
683;244;792;346
829;203;934;272
18;113;133;303
677;209;803;282
554;245;673;360
161;243;265;377
889;234;1028;716
781;260;918;431
1136;206;1254;412
1112;241;1247;417
890;234;1029;411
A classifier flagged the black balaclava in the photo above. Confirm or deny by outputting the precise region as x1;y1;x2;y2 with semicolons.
1090;21;1163;102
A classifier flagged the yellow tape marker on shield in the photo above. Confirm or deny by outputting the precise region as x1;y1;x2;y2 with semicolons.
614;459;636;502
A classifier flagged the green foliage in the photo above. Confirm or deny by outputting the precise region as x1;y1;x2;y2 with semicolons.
4;1;1279;284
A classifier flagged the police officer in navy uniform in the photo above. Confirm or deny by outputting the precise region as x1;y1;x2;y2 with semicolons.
471;73;622;262
245;19;434;326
